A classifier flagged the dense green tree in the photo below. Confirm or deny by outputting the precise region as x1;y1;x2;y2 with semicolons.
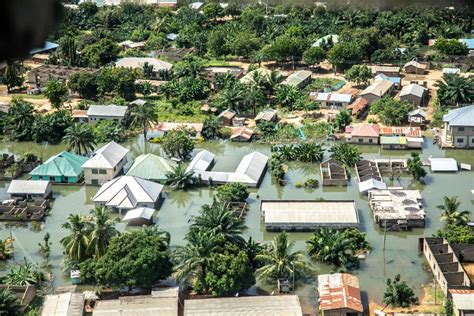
44;79;69;109
191;202;248;245
269;155;286;184
334;109;352;131
383;274;418;308
370;97;413;125
245;84;266;116
293;143;324;163
262;35;305;67
82;227;173;290
4;98;35;141
303;46;326;66
327;42;363;72
82;38;120;67
435;74;474;107
434;38;468;56
161;129;195;160
445;299;454;316
256;232;307;283
275;85;301;111
32;110;73;143
215;83;246;112
38;233;52;260
216;183;250;204
60;214;90;263
202;3;224;20
165;164;198;190
68;72;100;100
438;196;471;226
2;60;24;92
87;206;119;258
344;65;372;86
93;120;125;143
129;103;157;139
208;29;230;57
60;35;79;66
63;124;96;155
202;116;220;139
142;62;154;80
3;260;43;286
329;143;362;168
407;152;427;182
0;289;22;316
434;224;474;244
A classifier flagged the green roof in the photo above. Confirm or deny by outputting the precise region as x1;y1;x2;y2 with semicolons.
126;154;176;181
380;136;407;145
30;151;88;177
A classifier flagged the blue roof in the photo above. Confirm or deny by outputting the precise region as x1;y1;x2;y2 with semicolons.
459;39;474;50
30;41;59;55
375;74;401;84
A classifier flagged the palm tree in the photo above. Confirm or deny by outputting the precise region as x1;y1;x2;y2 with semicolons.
265;70;283;96
5;98;35;141
435;74;474;107
165;164;198;190
272;144;295;162
63;124;96;156
245;84;266;117
88;206;120;258
191;202;248;245
438;196;471;226
329;143;362;169
255;232;307;283
173;230;217;285
294;143;324;163
307;228;357;268
275;85;300;111
60;214;90;262
129;103;158;140
217;84;246;113
0;289;22;316
3;260;43;285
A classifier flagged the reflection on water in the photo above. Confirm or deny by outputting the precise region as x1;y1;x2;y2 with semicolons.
0;137;473;308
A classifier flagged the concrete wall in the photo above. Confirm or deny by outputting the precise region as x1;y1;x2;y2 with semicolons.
87;116;124;124
347;136;379;145
84;157;127;185
31;175;80;183
322;308;362;316
401;94;423;106
447;125;474;148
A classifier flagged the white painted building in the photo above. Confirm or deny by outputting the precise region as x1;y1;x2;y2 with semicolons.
82;141;129;185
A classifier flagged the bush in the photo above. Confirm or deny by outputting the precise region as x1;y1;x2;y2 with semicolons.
295;181;303;188
304;179;319;188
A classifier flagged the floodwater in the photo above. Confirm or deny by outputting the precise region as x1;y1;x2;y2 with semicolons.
0;136;473;312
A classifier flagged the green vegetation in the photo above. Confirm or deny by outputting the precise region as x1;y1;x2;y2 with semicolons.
165;164;198;190
434;224;474;244
383;274;419;308
371;97;413;126
216;183;250;204
129;103;158;139
435;74;474;107
329;143;362;168
272;143;324;163
433;38;469;57
2;260;44;286
0;289;22;316
63;124;97;155
161;129;195;160
407;152;427;182
438;196;471;226
2;60;24;92
44;79;68;109
344;65;371;87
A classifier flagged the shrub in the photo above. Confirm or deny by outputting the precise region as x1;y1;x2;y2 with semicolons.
304;179;319;188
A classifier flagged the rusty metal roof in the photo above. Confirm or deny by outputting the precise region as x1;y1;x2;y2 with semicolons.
317;273;363;312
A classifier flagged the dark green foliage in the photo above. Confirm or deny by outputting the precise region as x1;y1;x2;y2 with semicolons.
434;38;469;56
329;143;362;168
334;109;352;131
0;289;22;316
2;61;24;92
434;224;474;244
407;152;427;182
328;42;363;71
303;46;326;66
68;72;100;100
269;154;286;183
216;183;250;204
272;143;324;163
437;196;471;226
435;74;474;107
383;274;418;308
344;65;372;86
63;124;96;155
165;164;198;190
32;110;73;144
93;120;126;143
2;259;44;286
5;98;35;141
161;129;195;160
129;103;157;139
370;97;413;125
82;38;120;67
445;299;454;316
202;116;220;139
81;227;172;289
44;79;69;109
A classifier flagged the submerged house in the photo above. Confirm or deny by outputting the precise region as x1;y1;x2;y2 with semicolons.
261;200;359;231
7;180;52;200
82;141;129;186
92;175;164;212
317;273;363;316
320;159;348;186
30;151;88;183
345;124;380;145
86;105;128;123
441;105;474;149
230;127;254;142
126;154;176;183
379;126;424;149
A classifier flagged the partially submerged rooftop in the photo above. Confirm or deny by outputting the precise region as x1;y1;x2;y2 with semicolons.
261;200;359;231
317;273;363;313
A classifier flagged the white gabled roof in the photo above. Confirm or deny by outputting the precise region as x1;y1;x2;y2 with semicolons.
82;141;129;169
87;105;128;118
7;180;50;195
429;158;458;172
360;80;393;97
234;151;269;183
123;207;155;221
443;105;474;126
116;57;172;72
408;108;427;118
358;178;387;193
400;83;426;98
93;176;163;209
186;150;215;172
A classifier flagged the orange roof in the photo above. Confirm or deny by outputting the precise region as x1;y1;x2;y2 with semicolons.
345;124;380;137
380;126;422;137
449;289;474;294
318;273;363;312
347;98;368;116
230;127;253;140
72;110;88;118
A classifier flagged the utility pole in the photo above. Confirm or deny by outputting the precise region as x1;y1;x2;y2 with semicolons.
383;220;387;251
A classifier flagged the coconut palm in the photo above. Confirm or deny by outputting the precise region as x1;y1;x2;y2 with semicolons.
165;164;198;190
329;142;362;168
191;202;248;245
306;228;357;268
438;196;471;226
245;84;266;117
275;85;301;111
3;260;43;286
5;98;35;141
129;103;158;140
435;74;474;107
265;70;283;96
0;289;22;316
217;84;246;112
60;214;90;262
293;143;324;163
173;230;218;285
87;206;120;258
63;124;96;156
255;232;307;282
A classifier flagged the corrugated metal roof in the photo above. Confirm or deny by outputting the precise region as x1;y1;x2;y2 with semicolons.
380;136;407;145
234;151;268;183
317;273;363;312
93;176;163;209
123;207;155;221
186;150;215;173
408;108;427;118
82;141;129;169
116;57;172;72
255;108;277;121
361;79;393;97
30;151;88;178
459;38;474;49
345;124;380;137
443;105;474;127
404;60;426;69
429;158;458;172
30;41;59;55
400;83;426;98
358;178;387;193
94;295;178;316
126;154;176;181
375;74;401;84
41;292;84;316
156;122;203;132
7;180;50;195
281;70;312;87
184;295;302;316
369;65;400;73
230;127;254;140
87;105;128;118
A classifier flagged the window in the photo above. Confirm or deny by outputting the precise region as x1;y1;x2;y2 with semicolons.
358;139;363;143
458;127;465;132
92;169;98;174
457;138;464;143
471;138;474;143
369;139;373;143
99;169;107;175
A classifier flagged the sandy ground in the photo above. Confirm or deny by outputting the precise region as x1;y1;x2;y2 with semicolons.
463;263;474;282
